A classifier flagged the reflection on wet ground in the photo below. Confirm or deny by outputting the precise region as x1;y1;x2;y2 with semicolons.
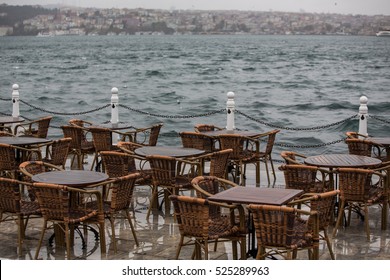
1;166;389;260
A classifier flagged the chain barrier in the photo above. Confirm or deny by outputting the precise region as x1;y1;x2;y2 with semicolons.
370;115;390;125
119;104;226;119
272;138;345;149
0;97;8;101
236;109;358;131
19;100;111;116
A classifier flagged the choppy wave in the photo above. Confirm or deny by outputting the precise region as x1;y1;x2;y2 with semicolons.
1;35;389;156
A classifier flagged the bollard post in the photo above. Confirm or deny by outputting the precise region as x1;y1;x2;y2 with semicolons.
12;84;20;118
111;87;119;144
358;96;368;137
226;91;235;130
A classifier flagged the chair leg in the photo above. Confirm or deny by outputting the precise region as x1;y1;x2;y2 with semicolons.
364;205;370;241
65;223;72;260
125;209;139;246
17;215;24;257
109;217;117;253
98;221;106;255
35;220;47;259
175;235;184;259
323;230;335;260
333;200;345;238
146;186;158;219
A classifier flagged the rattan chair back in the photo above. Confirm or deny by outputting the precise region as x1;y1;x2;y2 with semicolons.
0;177;40;256
180;131;215;152
248;204;319;260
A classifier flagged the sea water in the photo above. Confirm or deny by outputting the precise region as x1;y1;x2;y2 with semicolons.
0;35;389;158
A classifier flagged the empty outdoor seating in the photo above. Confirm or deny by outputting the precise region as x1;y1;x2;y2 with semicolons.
192;149;232;179
0;143;42;179
194;124;223;133
247;204;319;260
180;131;216;153
85;173;141;253
332;167;389;241
13;116;52;138
116;141;153;187
279;164;332;194
61;125;95;169
280;151;308;165
288;190;339;260
121;123;163;146
345;138;384;160
218;129;279;186
146;154;200;219
32;181;106;259
0;178;41;256
170;194;246;260
41;137;72;169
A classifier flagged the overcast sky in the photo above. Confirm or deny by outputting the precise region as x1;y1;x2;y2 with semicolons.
3;0;390;15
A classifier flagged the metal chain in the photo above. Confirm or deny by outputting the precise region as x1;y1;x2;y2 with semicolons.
19;100;111;116
370;115;390;124
236;109;358;131
273;138;345;149
119;104;226;119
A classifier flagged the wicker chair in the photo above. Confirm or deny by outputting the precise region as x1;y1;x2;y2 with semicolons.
170;194;246;260
86;173;141;253
194;124;223;133
32;182;106;259
256;129;280;185
100;151;152;189
247;204;319;260
0;178;41;256
345;131;369;139
279;164;332;194
288;190;339;260
120;123;163;146
193;149;232;179
146;154;201;219
19;160;64;201
345;138;384;160
19;160;64;180
68;119;94;150
116;141;153;187
280;151;308;165
41;137;71;169
13;116;52;138
180;131;216;153
61;125;95;170
0;143;42;178
89;126;122;171
332;167;388;241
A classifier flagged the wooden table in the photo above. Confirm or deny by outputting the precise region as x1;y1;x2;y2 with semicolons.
134;146;205;158
208;187;303;205
32;170;108;187
0;136;51;146
304;153;382;168
0;116;24;125
208;187;303;258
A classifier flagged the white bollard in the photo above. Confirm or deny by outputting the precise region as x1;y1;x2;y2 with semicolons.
358;96;368;137
12;84;20;118
110;87;119;144
226;91;235;131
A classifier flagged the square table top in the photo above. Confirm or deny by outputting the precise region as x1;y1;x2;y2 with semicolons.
208;187;303;206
